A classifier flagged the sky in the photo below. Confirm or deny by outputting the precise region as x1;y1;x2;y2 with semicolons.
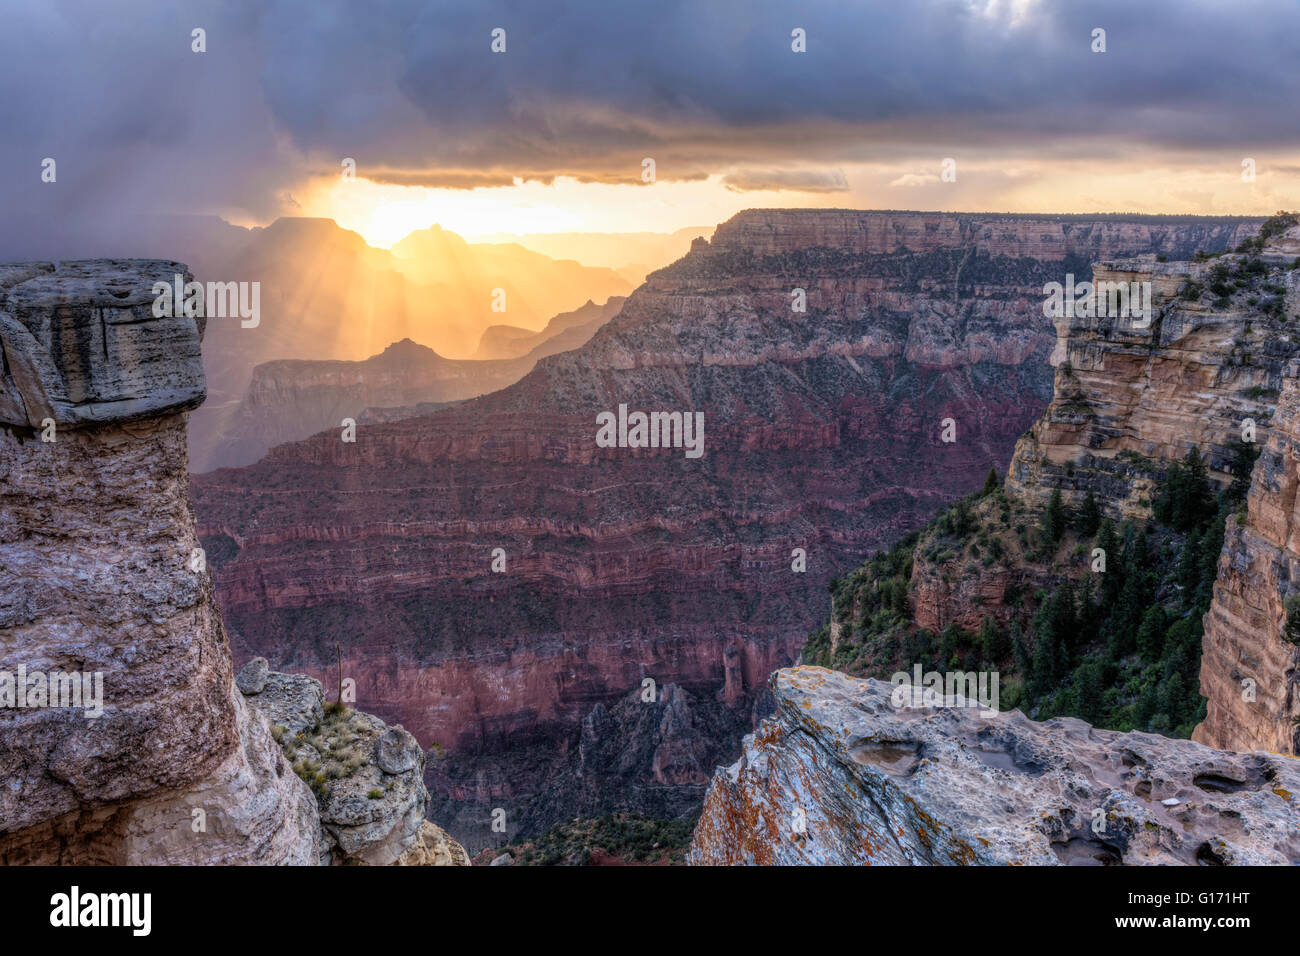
3;0;1300;247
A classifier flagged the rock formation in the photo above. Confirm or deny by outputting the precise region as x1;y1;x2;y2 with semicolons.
797;218;1300;761
465;682;752;843
474;297;625;360
993;224;1300;753
236;660;468;865
1196;358;1300;754
194;298;628;472
689;666;1300;865
705;210;1259;261
189;211;1257;847
0;259;321;864
1006;248;1297;517
0;259;464;866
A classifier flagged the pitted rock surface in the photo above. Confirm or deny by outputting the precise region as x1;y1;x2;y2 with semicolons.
689;666;1300;865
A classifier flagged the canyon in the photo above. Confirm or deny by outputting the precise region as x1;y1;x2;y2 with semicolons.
195;295;625;471
187;219;632;471
189;210;1260;852
0;259;465;865
774;219;1300;865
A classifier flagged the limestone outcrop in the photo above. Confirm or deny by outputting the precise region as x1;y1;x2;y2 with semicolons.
1005;249;1299;517
689;667;1300;865
0;259;321;864
237;661;468;865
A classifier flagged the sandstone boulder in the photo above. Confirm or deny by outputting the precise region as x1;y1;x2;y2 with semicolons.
235;657;270;695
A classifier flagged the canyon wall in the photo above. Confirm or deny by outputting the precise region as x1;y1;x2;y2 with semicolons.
796;221;1300;761
1006;253;1297;516
193;298;628;473
190;211;1258;850
689;667;1300;865
0;260;322;864
1196;359;1300;754
198;340;525;472
996;228;1300;754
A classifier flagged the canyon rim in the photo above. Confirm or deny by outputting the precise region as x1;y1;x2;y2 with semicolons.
5;6;1300;929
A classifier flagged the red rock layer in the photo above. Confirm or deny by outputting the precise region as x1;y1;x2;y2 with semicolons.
191;211;1258;838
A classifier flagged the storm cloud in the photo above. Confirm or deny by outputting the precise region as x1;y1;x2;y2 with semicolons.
1;0;1298;224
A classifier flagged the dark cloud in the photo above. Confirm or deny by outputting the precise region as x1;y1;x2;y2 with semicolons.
1;0;1298;224
722;169;850;192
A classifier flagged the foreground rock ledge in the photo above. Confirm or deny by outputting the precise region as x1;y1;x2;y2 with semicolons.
237;661;468;866
688;667;1300;865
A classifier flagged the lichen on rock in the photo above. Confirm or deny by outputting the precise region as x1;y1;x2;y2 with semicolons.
689;666;1300;865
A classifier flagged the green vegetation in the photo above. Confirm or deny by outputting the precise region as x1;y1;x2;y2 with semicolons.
803;442;1260;739
1233;211;1297;254
279;703;369;799
1285;596;1300;646
488;813;696;866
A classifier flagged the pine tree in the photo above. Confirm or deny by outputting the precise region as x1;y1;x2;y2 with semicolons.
1178;528;1202;594
1096;519;1121;604
982;467;1000;496
1076;576;1099;645
1077;490;1101;536
977;615;1008;661
1074;658;1104;723
1030;594;1065;696
1135;605;1167;662
1042;487;1066;549
1054;578;1078;656
1011;621;1031;674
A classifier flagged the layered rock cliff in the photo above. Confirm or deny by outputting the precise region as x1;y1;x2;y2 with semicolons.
190;211;1257;850
802;217;1300;756
1005;253;1292;517
0;259;322;864
1196;358;1300;754
194;298;627;472
689;667;1300;865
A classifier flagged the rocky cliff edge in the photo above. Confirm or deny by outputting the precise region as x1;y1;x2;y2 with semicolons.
689;667;1300;865
0;259;464;865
